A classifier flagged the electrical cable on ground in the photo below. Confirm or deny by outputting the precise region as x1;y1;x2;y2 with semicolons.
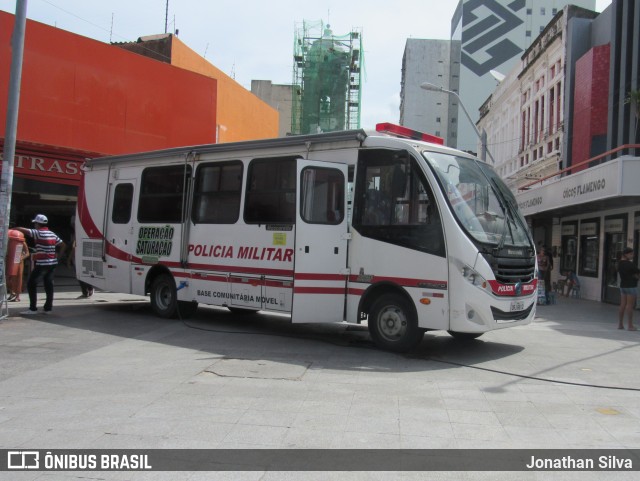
176;311;640;393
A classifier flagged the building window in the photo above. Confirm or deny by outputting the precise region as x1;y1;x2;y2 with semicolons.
436;117;441;123
552;8;558;15
549;89;555;133
533;149;537;161
527;8;532;14
540;7;546;15
540;26;545;34
556;82;562;128
451;118;457;124
526;30;531;37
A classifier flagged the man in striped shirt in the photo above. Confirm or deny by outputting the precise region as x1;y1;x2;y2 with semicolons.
16;214;65;315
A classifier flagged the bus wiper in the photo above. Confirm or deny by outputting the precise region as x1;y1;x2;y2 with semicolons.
494;181;534;247
489;177;514;251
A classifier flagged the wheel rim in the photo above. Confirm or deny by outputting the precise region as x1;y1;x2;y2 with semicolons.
376;305;407;341
155;282;172;310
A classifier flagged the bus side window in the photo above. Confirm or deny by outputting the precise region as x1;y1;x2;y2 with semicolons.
193;161;243;224
112;183;134;224
300;167;344;225
353;149;445;257
138;165;191;223
244;157;297;224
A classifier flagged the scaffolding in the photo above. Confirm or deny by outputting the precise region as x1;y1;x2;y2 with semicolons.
292;20;363;135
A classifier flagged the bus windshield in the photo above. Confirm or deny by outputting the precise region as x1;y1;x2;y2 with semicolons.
423;151;531;248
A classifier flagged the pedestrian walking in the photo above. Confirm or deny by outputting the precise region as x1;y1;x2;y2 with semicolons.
78;280;94;298
16;214;65;315
617;247;639;331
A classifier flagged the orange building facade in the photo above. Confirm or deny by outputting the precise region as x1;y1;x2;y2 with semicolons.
1;10;278;233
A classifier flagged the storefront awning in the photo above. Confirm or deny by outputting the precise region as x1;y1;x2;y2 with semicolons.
515;156;640;219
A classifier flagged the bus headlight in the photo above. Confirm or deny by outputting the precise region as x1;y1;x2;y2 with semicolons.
462;265;488;290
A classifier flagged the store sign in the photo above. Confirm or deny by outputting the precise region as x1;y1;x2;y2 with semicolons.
561;224;576;236
604;218;624;233
0;152;83;186
515;158;626;216
580;222;597;236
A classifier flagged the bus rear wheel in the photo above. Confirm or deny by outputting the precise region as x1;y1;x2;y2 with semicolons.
150;274;178;319
368;293;422;352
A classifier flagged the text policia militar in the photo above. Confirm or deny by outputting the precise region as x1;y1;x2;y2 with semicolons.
189;244;294;263
134;224;294;262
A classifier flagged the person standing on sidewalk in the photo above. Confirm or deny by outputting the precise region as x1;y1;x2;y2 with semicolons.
537;246;550;304
16;214;65;315
617;247;639;331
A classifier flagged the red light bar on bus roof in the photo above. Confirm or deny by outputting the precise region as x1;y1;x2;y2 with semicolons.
375;122;444;145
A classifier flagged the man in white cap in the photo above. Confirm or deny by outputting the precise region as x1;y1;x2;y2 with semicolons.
16;214;65;315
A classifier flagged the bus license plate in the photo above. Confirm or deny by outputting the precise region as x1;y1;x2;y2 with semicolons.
510;300;524;312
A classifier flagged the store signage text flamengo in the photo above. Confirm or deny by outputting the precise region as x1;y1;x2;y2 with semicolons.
0;152;83;185
515;159;621;216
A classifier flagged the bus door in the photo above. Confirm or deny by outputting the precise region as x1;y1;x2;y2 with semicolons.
104;179;137;292
292;160;349;323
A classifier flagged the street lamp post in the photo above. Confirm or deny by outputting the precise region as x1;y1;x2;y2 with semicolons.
420;82;495;164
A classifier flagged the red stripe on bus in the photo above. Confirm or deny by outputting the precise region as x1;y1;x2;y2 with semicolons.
348;275;448;290
293;287;346;295
187;262;293;277
174;271;292;289
294;273;347;281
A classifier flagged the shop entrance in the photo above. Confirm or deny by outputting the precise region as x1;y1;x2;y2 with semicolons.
602;216;627;305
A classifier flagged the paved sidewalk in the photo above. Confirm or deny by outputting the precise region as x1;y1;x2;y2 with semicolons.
0;289;639;480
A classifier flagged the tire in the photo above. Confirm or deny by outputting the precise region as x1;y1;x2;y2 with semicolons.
447;331;483;341
150;274;178;318
368;293;422;352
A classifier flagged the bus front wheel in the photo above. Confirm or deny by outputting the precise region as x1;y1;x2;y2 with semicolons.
368;293;422;352
150;274;178;319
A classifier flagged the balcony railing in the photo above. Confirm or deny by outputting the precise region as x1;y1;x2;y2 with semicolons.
518;144;640;191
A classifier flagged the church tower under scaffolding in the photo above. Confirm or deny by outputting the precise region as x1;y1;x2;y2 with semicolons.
292;21;363;135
